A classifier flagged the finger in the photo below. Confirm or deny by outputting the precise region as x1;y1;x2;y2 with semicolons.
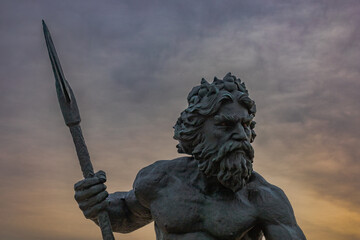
79;191;109;211
74;177;104;191
74;171;107;191
83;200;108;219
95;170;106;182
75;184;106;202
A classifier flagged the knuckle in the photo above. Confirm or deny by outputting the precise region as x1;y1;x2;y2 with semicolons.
96;170;107;182
83;211;91;219
79;205;85;211
91;183;105;193
98;202;106;211
74;192;80;201
74;180;84;190
75;191;87;202
95;194;102;203
82;201;107;219
98;191;108;202
92;183;102;190
78;201;88;210
103;190;109;197
95;204;101;211
83;208;90;218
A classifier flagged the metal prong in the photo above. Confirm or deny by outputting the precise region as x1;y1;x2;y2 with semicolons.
43;20;71;103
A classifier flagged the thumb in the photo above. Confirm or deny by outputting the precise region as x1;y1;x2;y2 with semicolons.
95;170;107;183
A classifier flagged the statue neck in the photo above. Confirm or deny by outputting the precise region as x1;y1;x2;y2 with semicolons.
193;165;236;197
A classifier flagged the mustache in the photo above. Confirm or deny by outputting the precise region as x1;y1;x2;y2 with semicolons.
197;140;254;176
213;140;254;163
193;139;254;161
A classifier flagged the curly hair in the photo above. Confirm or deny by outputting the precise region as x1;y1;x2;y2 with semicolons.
173;73;257;155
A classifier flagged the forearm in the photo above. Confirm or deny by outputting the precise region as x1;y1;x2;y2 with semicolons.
93;190;153;233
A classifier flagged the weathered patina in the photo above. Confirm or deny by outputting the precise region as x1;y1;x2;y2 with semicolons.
74;73;307;240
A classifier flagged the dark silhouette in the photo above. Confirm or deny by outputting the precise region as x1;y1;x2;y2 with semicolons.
74;73;307;240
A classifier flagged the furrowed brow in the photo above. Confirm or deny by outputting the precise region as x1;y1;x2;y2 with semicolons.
244;115;254;123
214;114;239;123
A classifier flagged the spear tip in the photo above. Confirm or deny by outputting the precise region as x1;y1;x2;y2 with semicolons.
42;20;49;34
42;21;72;105
42;19;46;28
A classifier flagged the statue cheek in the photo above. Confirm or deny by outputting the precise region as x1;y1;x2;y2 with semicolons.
244;128;251;137
213;129;226;139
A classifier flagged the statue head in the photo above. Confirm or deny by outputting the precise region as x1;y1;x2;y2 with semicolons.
174;73;257;191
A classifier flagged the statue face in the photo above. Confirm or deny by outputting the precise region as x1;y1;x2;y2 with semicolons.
202;101;253;148
195;101;255;191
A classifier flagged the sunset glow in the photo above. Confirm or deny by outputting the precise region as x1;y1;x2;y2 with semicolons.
1;1;359;239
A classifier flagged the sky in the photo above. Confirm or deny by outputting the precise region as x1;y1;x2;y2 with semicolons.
0;0;359;239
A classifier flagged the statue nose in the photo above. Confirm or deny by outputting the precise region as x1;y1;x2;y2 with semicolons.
231;123;247;141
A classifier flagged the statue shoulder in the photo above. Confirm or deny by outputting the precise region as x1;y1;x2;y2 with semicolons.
247;172;296;223
247;172;288;204
133;156;194;207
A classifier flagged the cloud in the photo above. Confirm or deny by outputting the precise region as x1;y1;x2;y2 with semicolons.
1;0;360;239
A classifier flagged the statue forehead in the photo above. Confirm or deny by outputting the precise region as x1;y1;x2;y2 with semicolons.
216;101;250;117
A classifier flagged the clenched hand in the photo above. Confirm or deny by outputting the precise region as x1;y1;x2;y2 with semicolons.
74;170;109;219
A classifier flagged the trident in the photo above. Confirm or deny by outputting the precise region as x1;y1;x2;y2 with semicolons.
42;20;115;240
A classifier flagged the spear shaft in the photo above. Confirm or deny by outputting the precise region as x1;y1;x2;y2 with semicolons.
42;20;115;240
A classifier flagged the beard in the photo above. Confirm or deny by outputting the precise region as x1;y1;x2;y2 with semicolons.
193;139;254;192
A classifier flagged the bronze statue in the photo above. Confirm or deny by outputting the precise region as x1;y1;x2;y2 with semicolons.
43;21;306;240
75;73;307;240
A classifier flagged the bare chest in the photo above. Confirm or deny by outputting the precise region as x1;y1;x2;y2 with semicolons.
150;181;258;239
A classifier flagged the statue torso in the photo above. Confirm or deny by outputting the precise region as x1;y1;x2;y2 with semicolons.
134;157;264;240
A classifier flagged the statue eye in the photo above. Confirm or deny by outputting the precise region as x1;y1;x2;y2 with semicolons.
218;121;234;127
243;121;251;128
